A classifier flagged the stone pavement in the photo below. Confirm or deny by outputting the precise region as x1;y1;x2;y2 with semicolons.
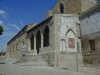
0;58;100;75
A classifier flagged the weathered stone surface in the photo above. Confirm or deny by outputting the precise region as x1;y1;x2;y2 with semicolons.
80;3;100;67
6;0;99;69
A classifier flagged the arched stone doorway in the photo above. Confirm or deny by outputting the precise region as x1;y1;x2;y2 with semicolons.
30;34;34;50
60;3;64;13
43;26;49;47
66;29;76;52
36;31;41;54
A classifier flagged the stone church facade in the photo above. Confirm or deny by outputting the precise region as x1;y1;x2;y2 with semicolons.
6;0;100;68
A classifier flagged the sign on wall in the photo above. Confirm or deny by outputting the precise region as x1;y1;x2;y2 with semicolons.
68;38;75;48
22;45;26;55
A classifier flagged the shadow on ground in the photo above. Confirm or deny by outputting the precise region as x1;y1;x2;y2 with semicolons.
0;62;6;64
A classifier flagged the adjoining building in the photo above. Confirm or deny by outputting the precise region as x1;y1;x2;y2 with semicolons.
80;3;100;67
6;0;100;69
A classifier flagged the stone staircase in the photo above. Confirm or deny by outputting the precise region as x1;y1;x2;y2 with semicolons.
13;55;48;66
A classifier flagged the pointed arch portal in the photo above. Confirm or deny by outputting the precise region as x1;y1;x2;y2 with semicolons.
30;34;34;50
43;26;49;47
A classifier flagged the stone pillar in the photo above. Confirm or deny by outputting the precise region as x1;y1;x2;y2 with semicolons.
41;33;43;48
14;45;15;56
34;36;37;55
16;43;18;55
10;47;11;56
27;39;31;51
18;42;22;56
10;46;12;57
6;46;9;59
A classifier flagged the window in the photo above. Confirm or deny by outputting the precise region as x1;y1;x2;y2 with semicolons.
60;3;64;13
43;26;49;47
89;40;95;51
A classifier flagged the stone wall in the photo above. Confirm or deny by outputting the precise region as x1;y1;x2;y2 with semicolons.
45;10;52;18
53;14;83;68
80;4;100;67
6;24;37;59
52;0;97;15
40;47;55;66
6;33;27;59
54;14;81;52
81;0;97;12
81;34;100;67
26;17;56;55
80;6;100;36
52;0;81;14
58;52;83;70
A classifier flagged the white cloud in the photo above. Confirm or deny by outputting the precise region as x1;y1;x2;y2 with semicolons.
0;21;18;52
0;10;8;19
0;20;9;30
12;24;21;31
0;43;7;52
0;20;3;25
20;21;24;26
0;31;17;52
3;32;17;38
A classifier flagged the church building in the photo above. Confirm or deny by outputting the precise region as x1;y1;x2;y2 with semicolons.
6;0;100;69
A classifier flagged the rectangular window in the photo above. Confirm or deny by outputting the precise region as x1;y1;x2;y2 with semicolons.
89;40;95;51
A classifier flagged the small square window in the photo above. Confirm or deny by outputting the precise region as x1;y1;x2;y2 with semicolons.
89;40;95;51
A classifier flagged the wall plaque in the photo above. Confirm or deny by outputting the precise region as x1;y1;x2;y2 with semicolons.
68;38;75;48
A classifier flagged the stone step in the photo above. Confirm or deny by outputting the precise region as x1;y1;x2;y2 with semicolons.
13;55;48;66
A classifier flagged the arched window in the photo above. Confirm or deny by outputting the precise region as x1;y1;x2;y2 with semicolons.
60;3;64;13
43;26;49;47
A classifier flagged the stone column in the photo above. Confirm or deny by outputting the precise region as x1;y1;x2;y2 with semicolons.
34;36;37;55
6;46;9;59
18;42;22;57
16;43;18;54
10;47;11;56
13;45;15;56
41;33;43;48
11;46;12;56
27;39;31;51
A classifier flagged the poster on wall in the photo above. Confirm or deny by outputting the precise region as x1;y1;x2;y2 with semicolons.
22;45;26;55
68;38;75;48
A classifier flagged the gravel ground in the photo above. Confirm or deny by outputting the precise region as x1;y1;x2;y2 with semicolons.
0;58;100;75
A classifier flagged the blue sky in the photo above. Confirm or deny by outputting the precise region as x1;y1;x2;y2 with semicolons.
0;0;57;52
0;0;100;52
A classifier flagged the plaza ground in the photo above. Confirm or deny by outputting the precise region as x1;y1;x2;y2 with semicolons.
0;57;100;75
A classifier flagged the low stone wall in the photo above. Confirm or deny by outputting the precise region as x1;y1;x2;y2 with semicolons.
39;46;54;53
13;55;48;66
0;56;6;61
58;52;83;70
39;47;55;67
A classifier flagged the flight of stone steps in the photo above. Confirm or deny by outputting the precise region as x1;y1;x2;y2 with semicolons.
13;55;48;66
